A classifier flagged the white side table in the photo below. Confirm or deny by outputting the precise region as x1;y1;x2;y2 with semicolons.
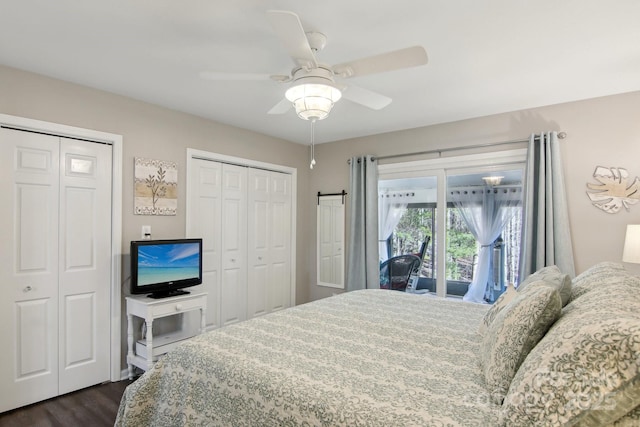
125;292;207;379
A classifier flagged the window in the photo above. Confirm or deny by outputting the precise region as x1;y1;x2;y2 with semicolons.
378;149;526;300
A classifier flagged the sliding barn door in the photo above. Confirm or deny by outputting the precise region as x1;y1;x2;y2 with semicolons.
317;197;345;287
0;128;112;412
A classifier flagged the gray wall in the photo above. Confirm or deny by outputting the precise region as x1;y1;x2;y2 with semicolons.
0;64;314;373
3;63;640;369
309;91;640;301
0;64;313;307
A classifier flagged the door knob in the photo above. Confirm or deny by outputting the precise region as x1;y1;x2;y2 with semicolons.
23;285;33;292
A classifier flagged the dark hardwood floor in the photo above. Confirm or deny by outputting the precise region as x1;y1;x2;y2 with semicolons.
0;380;133;427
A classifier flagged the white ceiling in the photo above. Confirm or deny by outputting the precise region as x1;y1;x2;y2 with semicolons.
1;1;639;145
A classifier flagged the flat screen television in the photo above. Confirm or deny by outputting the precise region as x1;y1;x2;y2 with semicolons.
130;238;203;299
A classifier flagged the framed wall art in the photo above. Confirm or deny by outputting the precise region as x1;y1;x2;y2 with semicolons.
134;157;177;215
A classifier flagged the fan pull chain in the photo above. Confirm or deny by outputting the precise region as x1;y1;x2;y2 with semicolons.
310;119;316;169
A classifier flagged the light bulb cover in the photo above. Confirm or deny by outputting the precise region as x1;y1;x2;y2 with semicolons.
285;79;342;121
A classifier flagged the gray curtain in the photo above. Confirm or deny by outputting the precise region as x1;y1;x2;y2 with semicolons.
346;155;379;291
519;132;575;280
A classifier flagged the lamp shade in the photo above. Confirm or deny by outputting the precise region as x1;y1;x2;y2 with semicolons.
622;224;640;264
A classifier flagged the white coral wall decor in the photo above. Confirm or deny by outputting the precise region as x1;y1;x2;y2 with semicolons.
134;158;178;215
586;166;640;214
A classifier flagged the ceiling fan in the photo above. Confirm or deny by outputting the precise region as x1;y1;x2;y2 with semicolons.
200;10;429;121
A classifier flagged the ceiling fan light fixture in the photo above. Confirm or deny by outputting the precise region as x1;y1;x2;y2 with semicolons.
285;81;342;121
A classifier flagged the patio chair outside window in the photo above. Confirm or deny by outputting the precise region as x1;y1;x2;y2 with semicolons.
380;254;421;291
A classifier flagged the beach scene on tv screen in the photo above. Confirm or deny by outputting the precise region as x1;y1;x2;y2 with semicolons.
138;243;200;286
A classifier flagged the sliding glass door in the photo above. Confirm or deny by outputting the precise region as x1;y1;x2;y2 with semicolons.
446;170;523;302
379;175;440;292
378;150;526;301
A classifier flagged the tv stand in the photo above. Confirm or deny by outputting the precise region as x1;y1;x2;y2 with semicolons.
126;292;207;379
147;289;190;299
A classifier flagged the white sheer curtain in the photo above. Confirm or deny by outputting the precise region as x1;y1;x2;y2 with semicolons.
378;197;408;262
451;187;520;303
519;132;575;278
346;155;379;291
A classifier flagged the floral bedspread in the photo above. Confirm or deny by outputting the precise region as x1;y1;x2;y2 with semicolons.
115;289;499;426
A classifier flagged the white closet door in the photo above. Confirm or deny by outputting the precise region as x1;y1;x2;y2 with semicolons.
187;153;293;328
0;128;112;412
267;172;292;313
58;138;112;394
247;170;292;318
220;164;247;326
187;159;222;330
247;169;270;318
0;129;60;412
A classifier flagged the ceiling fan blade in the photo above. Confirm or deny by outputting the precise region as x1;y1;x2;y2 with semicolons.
267;98;292;115
333;46;428;78
266;10;317;69
341;84;392;110
199;71;283;81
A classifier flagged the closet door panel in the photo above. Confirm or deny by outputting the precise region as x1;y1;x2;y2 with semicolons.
248;169;269;318
220;164;247;326
220;268;244;325
63;293;95;364
58;138;111;394
268;172;292;312
17;185;53;270
16;299;52;377
187;155;293;329
188;159;222;329
0;129;60;412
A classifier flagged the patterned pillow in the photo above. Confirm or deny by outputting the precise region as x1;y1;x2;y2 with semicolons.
607;404;640;427
480;286;562;405
502;282;640;426
563;274;640;318
478;284;517;336
518;265;572;306
570;261;627;302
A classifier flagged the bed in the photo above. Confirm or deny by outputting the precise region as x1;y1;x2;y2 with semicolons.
116;263;640;426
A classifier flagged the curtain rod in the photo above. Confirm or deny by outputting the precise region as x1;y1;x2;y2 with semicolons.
372;132;567;162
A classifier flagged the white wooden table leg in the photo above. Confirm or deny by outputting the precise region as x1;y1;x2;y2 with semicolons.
200;307;206;334
127;312;134;380
145;319;154;369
